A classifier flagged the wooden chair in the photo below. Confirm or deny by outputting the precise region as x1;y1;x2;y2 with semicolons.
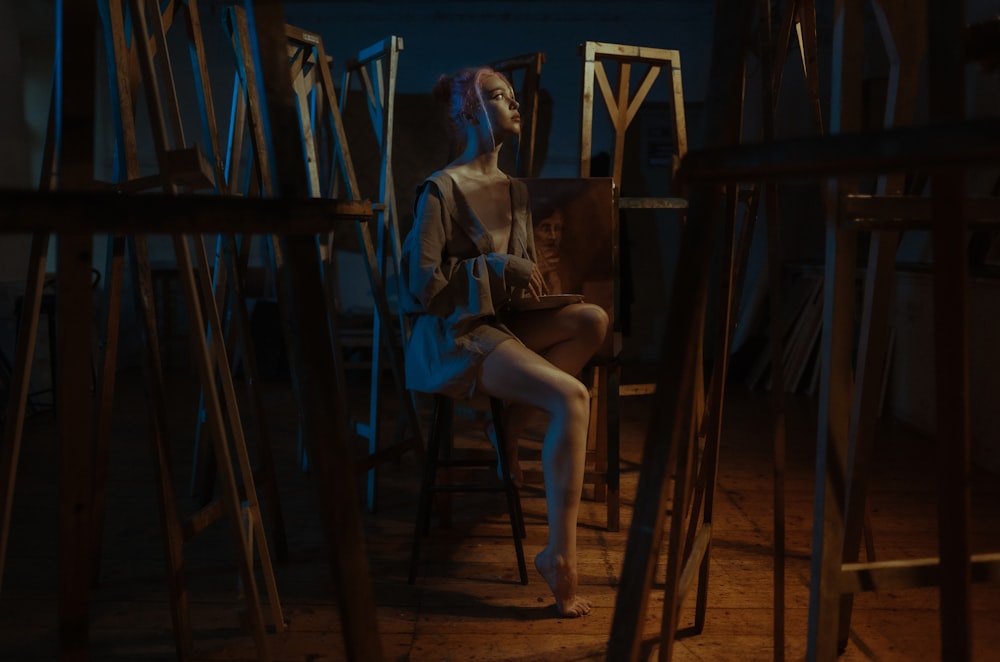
409;394;528;586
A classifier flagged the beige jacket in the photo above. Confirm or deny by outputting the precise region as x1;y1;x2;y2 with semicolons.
401;170;537;397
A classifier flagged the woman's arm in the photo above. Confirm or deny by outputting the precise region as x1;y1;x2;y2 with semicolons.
404;183;534;319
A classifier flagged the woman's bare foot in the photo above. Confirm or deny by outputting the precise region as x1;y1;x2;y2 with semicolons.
534;548;591;617
485;421;523;487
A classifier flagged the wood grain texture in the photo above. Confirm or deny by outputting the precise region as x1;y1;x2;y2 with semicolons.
1;371;998;660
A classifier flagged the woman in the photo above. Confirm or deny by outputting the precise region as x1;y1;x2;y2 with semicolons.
400;66;608;618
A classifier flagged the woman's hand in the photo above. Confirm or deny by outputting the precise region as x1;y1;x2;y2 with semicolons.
527;263;548;300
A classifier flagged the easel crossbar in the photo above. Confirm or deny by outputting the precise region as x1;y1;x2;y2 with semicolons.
678;119;1000;182
0;189;372;234
843;194;1000;229
581;41;682;65
840;553;1000;593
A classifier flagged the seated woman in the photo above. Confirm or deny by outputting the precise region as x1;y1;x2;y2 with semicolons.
400;65;608;617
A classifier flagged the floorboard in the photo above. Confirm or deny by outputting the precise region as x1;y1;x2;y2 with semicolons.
1;366;998;661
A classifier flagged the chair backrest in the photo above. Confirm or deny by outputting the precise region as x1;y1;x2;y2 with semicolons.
520;177;617;360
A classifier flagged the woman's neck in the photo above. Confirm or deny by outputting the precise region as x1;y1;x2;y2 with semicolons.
450;125;507;174
449;144;503;178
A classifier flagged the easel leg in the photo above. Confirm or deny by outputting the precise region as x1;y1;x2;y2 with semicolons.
0;233;49;592
173;233;275;660
128;235;194;659
57;234;99;659
90;234;127;585
187;234;287;633
224;233;289;561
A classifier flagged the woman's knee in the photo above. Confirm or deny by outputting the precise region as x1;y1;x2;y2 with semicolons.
573;304;609;347
557;377;591;421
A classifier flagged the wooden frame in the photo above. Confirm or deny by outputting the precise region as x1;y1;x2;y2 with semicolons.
1;2;382;660
338;35;422;510
223;8;422;512
641;5;1000;662
577;40;694;534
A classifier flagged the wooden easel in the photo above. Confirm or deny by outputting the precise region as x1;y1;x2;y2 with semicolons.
338;35;422;510
490;52;546;178
104;0;288;656
1;2;383;659
603;9;757;660
577;41;692;533
0;0;287;657
752;2;824;658
223;10;422;513
808;3;1000;661
632;2;1000;660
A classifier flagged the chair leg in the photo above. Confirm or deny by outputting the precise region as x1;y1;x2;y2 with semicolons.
408;395;446;584
490;397;528;584
411;395;528;586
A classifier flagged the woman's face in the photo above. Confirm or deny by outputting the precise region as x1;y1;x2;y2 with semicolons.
476;74;521;137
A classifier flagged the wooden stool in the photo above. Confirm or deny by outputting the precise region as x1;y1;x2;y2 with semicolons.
409;394;528;585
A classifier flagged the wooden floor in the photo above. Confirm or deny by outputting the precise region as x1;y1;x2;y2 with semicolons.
2;364;1000;661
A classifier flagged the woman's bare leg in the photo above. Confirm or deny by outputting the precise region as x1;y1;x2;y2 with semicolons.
494;303;609;481
479;338;596;617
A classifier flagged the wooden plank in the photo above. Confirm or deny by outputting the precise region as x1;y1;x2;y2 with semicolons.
678;118;1000;183
843;195;1000;228
836;0;927;649
0;90;57;590
691;182;743;636
754;4;791;657
808;0;864;658
618;197;688;209
0;234;48;592
579;50;595;177
840;554;1000;594
55;3;100;659
0;189;372;233
584;41;683;66
127;235;193;658
928;2;973;658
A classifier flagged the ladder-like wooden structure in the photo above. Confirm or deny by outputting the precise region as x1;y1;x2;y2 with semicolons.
578;41;694;533
608;2;1000;661
0;2;383;660
102;0;287;656
602;12;756;657
224;10;422;511
338;35;424;510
